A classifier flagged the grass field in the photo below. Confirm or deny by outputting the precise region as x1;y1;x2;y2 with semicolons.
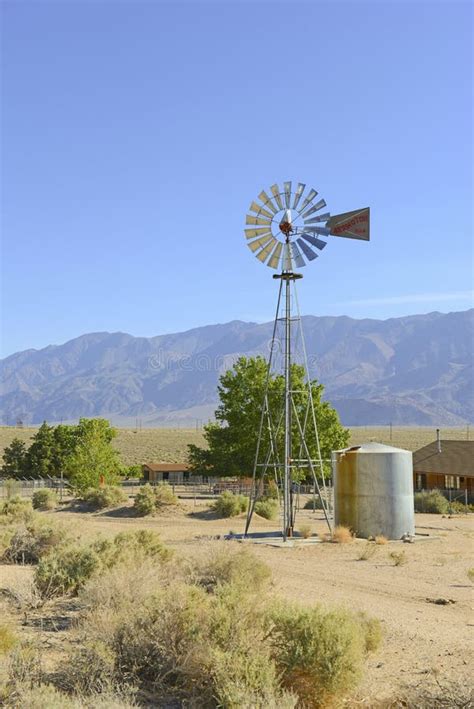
0;425;470;466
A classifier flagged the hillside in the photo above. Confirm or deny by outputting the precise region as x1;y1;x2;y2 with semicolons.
1;309;472;426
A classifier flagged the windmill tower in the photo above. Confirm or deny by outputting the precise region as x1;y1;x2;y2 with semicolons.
243;182;370;540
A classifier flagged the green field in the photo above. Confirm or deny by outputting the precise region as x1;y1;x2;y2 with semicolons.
0;425;470;467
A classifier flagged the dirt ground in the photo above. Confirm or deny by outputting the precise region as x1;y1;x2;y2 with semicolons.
1;499;473;705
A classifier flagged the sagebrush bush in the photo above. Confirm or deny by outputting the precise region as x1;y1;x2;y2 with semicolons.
254;498;279;520
298;523;312;539
134;484;156;515
34;529;171;598
213;491;248;518
35;545;101;597
447;500;470;515
0;624;17;655
32;488;58;511
5;683;138;708
267;602;375;708
414;489;449;514
133;484;178;515
304;496;325;510
2;519;69;564
81;485;126;510
390;550;407;567
0;497;34;524
357;612;383;653
190;545;271;594
59;640;116;695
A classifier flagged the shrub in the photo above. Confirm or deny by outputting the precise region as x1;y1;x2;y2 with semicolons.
32;488;58;511
35;545;101;597
0;496;34;524
82;485;126;510
331;525;353;543
134;484;156;515
255;498;279;520
134;483;178;516
213;491;248;518
267;602;371;707
154;482;178;507
34;530;171;598
357;612;383;653
390;550;407;567
190;545;271;594
357;543;377;561
4;478;21;499
414;489;449;514
91;530;172;568
60;640;116;695
447;500;469;514
298;523;312;539
468;568;474;583
0;624;17;655
2;519;69;564
375;535;388;545
304;496;325;510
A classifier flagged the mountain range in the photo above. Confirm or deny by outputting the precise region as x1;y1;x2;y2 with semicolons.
1;309;472;426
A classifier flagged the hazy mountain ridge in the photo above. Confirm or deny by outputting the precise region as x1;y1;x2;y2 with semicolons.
1;310;472;426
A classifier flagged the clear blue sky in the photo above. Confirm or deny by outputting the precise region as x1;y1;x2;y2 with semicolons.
1;0;472;357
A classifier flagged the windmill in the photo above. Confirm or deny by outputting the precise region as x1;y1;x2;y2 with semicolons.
244;182;370;540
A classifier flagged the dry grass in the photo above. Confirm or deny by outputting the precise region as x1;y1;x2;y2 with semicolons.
1;426;469;468
375;535;388;545
329;525;354;544
298;523;312;539
357;543;378;561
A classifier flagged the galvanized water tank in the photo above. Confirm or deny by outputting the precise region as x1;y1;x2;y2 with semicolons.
334;442;414;540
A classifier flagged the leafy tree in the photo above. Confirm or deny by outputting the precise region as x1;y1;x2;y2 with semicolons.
2;438;27;478
188;356;349;480
51;424;79;477
24;422;56;477
65;418;121;492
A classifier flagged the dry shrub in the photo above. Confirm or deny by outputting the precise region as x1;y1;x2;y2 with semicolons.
4;683;138;708
31;489;58;511
356;612;383;653
81;486;126;510
35;545;100;598
134;483;178;516
6;641;42;698
0;625;17;655
58;640;116;695
0;497;34;525
213;491;248;518
375;535;388;545
331;525;353;544
390;550;407;567
254;498;279;520
267;602;378;708
35;530;171;598
468;568;474;583
414;490;449;514
2;519;70;564
188;544;271;594
357;543;377;561
298;523;312;539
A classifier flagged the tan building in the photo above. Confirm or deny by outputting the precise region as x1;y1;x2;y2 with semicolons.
412;439;473;500
142;463;190;484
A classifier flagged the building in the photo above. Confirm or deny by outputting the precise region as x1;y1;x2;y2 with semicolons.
412;438;474;499
142;463;191;484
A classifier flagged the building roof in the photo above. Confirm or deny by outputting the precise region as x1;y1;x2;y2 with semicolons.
143;463;189;473
413;440;474;476
143;463;190;472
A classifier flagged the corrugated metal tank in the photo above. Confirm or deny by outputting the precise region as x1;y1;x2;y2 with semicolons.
334;442;414;540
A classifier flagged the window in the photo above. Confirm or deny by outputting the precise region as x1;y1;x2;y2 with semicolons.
444;475;460;489
416;473;426;490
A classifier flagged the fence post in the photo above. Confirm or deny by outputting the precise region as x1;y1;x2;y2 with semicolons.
466;489;468;507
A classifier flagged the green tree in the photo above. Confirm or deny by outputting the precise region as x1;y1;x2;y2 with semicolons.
2;438;27;478
24;422;56;477
188;356;349;480
65;418;121;492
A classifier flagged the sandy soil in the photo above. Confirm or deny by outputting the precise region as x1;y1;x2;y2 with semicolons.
1;500;473;704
